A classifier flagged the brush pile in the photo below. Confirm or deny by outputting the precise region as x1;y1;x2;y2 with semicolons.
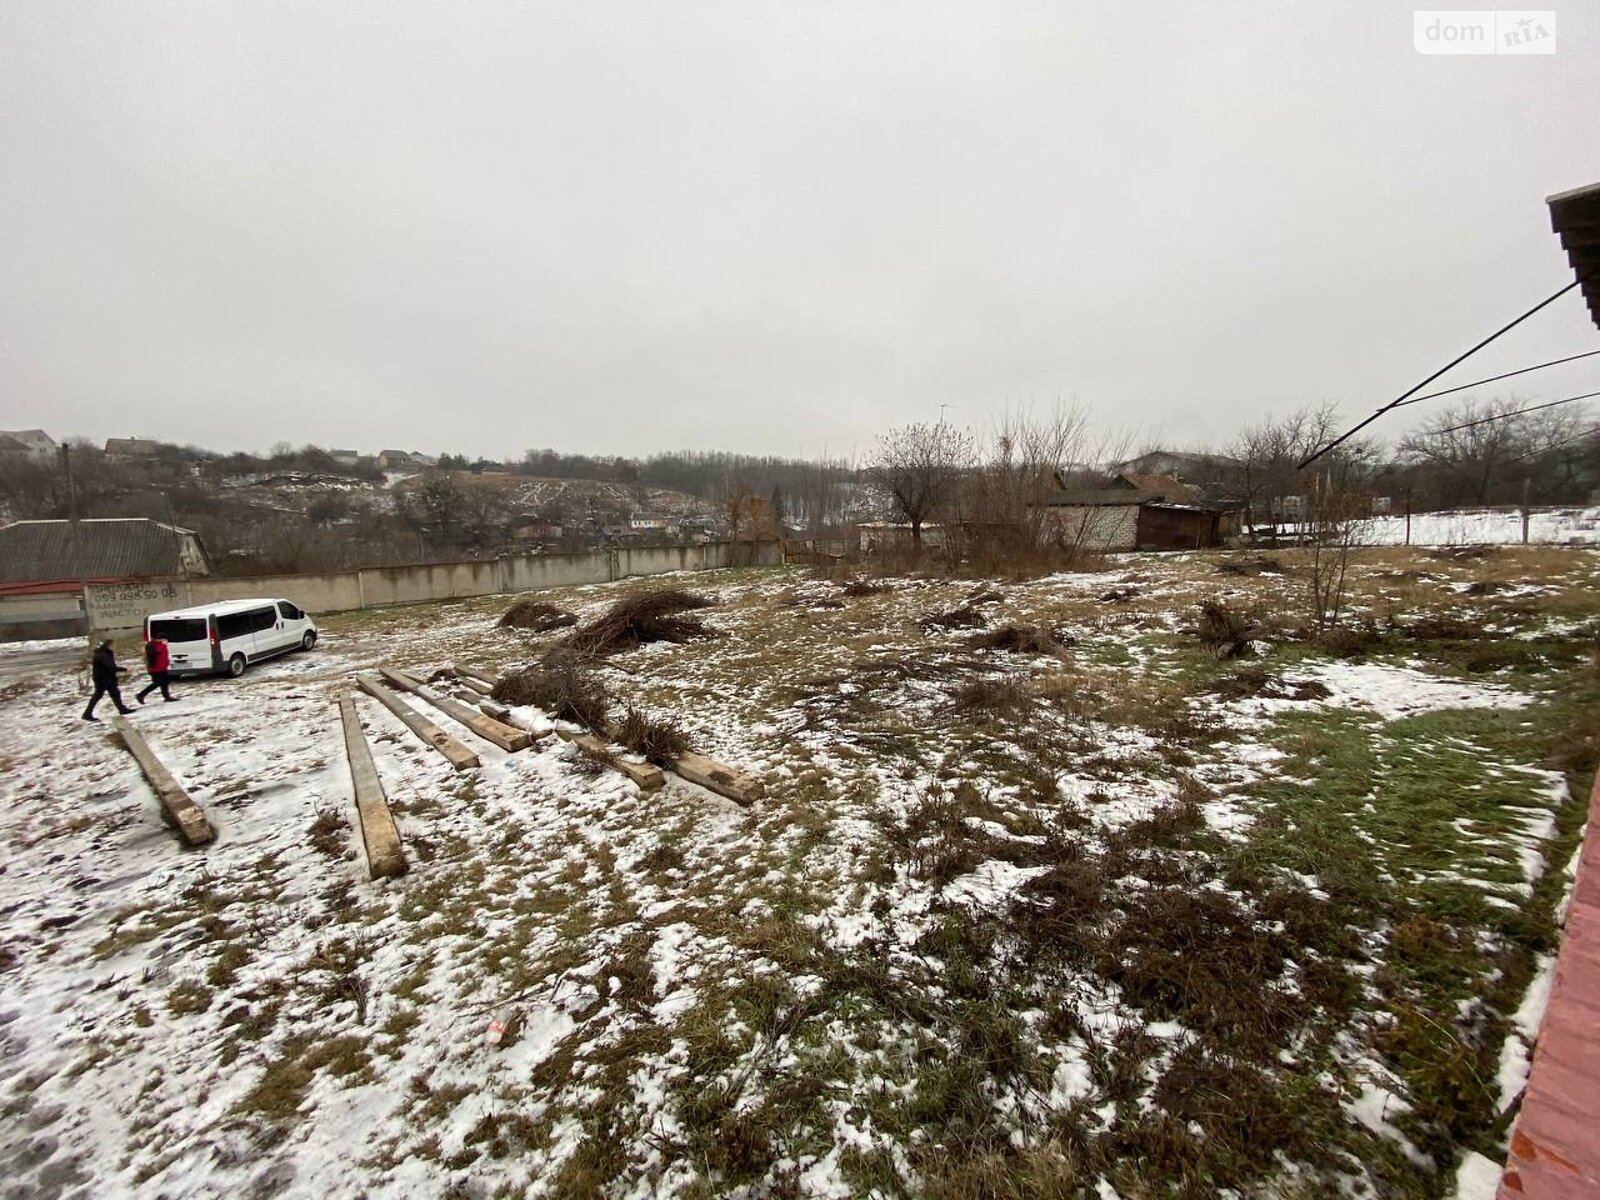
490;648;611;731
566;589;715;655
499;600;578;631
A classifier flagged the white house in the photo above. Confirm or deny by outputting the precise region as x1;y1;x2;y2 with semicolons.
0;429;58;465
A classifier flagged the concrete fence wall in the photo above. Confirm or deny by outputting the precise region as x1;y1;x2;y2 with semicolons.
56;541;783;638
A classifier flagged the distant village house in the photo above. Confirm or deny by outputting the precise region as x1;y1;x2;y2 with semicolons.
0;429;58;465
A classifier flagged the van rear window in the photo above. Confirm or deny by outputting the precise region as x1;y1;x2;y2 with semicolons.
150;618;207;644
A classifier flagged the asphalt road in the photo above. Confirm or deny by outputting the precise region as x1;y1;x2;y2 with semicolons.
0;646;84;688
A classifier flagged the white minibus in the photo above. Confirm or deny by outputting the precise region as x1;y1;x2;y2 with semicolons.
143;598;319;678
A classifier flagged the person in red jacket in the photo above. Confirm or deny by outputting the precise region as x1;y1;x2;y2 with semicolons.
137;637;175;704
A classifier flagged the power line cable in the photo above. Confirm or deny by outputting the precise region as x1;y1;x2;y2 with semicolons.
1298;276;1585;469
1432;389;1600;435
1392;349;1600;408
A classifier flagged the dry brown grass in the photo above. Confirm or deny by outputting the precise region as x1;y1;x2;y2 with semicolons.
615;706;689;766
968;624;1070;656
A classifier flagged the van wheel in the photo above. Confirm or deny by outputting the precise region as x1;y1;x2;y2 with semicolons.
227;653;247;678
301;631;317;651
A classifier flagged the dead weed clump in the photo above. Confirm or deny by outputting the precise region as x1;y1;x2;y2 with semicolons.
566;589;715;655
948;676;1031;717
840;578;891;597
491;649;611;731
920;605;987;632
499;600;578;632
1207;667;1332;702
616;705;689;766
1196;600;1260;659
969;624;1071;656
1217;556;1286;577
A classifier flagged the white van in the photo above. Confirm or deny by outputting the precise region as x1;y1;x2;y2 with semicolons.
143;598;319;678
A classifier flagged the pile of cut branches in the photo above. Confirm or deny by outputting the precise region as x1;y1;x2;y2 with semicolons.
565;589;715;655
490;648;610;731
499;599;578;631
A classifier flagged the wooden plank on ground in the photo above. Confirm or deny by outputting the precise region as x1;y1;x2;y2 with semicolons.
378;666;533;752
556;729;666;790
671;749;765;806
110;715;216;846
355;674;480;771
337;690;407;879
455;675;493;696
454;663;497;688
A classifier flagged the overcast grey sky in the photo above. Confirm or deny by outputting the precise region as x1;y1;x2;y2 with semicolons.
2;2;1596;462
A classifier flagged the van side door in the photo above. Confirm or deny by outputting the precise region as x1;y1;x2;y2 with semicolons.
275;600;307;649
245;605;280;658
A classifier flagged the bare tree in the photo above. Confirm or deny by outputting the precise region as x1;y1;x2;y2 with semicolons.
868;422;974;547
1225;404;1376;540
958;404;1133;570
1398;397;1589;507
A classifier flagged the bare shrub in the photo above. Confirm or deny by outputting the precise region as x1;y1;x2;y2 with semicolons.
499;599;578;631
491;649;610;731
565;589;714;655
616;705;689;766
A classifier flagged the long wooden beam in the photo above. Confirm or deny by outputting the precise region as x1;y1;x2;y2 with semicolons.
355;674;480;770
555;729;666;790
378;666;533;752
454;663;763;804
453;663;498;688
670;749;765;806
110;716;216;846
337;690;407;879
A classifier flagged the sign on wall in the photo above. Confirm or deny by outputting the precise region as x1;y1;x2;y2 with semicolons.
85;579;192;633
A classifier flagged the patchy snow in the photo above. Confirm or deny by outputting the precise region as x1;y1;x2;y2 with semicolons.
0;556;1583;1198
1452;1151;1504;1200
943;860;1052;909
0;636;83;655
1287;660;1532;722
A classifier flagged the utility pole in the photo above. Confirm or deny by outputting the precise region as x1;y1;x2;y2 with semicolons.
62;443;95;660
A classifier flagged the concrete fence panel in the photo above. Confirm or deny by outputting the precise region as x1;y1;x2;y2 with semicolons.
61;541;781;640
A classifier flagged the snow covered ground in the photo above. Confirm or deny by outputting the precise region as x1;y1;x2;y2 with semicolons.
1362;505;1600;547
1;547;1595;1198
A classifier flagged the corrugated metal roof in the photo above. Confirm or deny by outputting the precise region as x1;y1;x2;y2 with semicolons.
1548;181;1600;330
0;519;206;585
1037;489;1160;507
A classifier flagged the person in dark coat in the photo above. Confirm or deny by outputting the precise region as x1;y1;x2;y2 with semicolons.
137;638;175;704
82;638;133;721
